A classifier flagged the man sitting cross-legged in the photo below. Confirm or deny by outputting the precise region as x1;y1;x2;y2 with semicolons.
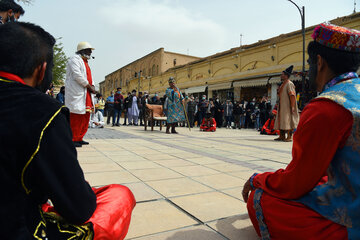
243;23;360;240
0;22;135;240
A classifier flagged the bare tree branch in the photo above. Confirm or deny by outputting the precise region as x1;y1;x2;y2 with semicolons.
16;0;34;5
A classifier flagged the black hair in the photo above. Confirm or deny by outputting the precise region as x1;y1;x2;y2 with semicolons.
0;0;14;12
0;22;55;79
307;41;360;76
13;4;24;15
117;87;121;90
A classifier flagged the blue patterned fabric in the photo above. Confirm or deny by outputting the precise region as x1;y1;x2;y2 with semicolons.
250;173;258;189
298;73;360;239
253;189;271;240
166;87;185;123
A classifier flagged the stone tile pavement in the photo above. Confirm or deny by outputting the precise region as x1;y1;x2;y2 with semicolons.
80;122;293;239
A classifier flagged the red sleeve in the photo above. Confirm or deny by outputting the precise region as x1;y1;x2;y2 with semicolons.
212;118;216;127
253;99;353;199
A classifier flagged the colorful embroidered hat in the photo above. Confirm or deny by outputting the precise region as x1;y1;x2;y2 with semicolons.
312;23;360;52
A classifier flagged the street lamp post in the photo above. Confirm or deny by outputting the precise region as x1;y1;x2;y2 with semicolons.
288;0;306;109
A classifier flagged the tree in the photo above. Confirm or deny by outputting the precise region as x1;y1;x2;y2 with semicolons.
16;0;33;4
52;39;68;86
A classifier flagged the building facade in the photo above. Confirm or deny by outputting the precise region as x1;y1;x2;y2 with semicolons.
103;13;360;107
100;48;200;97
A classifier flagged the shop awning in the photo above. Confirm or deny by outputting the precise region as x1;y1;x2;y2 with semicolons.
232;77;284;88
208;82;232;91
185;85;207;94
233;78;268;88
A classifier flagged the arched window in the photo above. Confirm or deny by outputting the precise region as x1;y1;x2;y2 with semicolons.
152;64;156;76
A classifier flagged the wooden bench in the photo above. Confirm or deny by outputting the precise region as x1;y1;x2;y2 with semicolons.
144;104;167;131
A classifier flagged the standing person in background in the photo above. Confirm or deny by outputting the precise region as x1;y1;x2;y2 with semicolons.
214;97;223;128
97;94;105;116
138;91;144;126
56;86;65;104
128;90;139;126
165;77;185;134
113;87;123;127
208;98;215;116
142;93;150;126
223;99;233;129
254;105;261;131
233;101;242;129
274;65;300;142
123;92;131;125
240;103;246;129
106;91;114;125
65;41;96;148
259;96;267;129
198;95;208;126
152;93;162;105
186;96;197;128
151;93;159;104
245;98;255;128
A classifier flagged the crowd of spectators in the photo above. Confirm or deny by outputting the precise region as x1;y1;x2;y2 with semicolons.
53;86;276;132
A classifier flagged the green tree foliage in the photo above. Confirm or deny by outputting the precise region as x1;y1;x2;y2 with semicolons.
52;39;68;86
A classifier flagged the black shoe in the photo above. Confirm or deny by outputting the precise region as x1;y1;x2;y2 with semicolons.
128;123;133;125
80;140;89;145
116;123;120;126
73;141;82;148
123;123;127;126
134;123;138;126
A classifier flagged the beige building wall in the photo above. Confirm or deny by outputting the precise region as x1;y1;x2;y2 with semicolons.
101;48;200;98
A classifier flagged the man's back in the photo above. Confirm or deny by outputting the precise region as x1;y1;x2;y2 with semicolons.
0;80;96;238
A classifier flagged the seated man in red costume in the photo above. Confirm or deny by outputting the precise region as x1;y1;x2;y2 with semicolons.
200;113;217;132
0;22;135;239
260;110;280;135
242;23;360;239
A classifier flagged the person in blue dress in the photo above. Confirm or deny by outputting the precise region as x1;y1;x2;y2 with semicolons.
165;77;185;134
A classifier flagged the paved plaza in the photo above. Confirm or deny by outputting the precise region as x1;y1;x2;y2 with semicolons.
81;123;293;239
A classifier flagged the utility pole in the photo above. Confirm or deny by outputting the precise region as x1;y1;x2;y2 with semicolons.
240;34;243;47
288;0;306;109
354;0;357;13
138;70;142;92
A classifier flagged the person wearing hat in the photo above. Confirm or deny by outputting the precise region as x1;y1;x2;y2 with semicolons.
242;23;360;239
65;41;96;147
274;65;300;141
165;77;185;134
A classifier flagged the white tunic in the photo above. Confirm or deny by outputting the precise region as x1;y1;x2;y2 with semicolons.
130;96;139;117
89;111;105;128
65;54;95;114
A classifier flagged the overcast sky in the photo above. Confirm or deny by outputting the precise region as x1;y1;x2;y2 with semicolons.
22;0;357;87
